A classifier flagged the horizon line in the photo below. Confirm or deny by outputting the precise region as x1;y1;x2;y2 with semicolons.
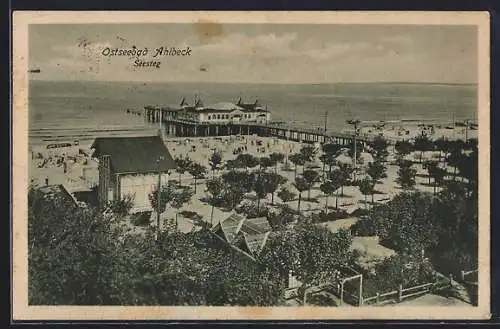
28;78;477;86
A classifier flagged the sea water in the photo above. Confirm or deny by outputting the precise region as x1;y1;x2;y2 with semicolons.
28;80;477;143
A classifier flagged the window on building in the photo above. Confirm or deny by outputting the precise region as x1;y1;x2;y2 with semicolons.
208;115;211;120
217;114;221;119
225;114;229;119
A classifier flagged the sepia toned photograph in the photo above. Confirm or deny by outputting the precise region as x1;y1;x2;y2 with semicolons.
12;11;490;320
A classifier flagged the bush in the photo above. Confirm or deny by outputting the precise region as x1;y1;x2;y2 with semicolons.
235;201;270;219
277;187;296;203
350;208;369;217
350;219;377;237
131;211;152;226
310;209;350;223
281;162;294;172
104;194;134;219
307;293;339;306
267;204;298;230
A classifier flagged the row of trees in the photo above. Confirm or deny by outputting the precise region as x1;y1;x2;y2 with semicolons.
28;186;287;305
28;185;360;305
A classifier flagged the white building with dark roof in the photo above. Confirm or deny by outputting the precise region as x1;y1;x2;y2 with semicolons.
171;97;271;124
91;135;177;213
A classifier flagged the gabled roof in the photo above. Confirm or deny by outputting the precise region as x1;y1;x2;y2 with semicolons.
237;98;265;111
244;231;270;255
91;136;177;174
205;102;244;111
212;213;272;257
218;212;245;243
242;216;272;234
38;184;78;208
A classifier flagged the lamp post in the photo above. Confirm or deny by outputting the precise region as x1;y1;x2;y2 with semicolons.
464;119;470;143
347;119;361;182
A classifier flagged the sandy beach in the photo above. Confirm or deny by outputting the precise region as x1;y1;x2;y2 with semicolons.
28;123;469;237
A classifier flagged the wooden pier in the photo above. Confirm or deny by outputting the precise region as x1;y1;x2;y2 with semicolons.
137;106;369;146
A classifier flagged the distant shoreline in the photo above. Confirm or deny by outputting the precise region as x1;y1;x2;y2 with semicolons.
28;79;477;87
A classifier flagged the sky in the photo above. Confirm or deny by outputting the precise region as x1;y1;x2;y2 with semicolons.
28;23;478;84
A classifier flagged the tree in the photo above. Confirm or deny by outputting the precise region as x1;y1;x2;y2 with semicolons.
103;193;134;220
322;142;343;157
236;153;259;172
174;156;193;186
208;151;222;177
263;172;288;205
434;136;450;164
289;153;306;177
205;261;284;306
366;160;388;184
358;177;375;210
277;187;296;203
258;222;354;289
368;135;390;162
320;143;342;177
253;173;267;212
188;162;207;193
328;169;343;209
290;223;353;286
149;183;193;234
337;163;354;196
423;160;439;185
456;149;478;194
222;170;254;209
299;144;317;163
28;187;129;304
303;169;320;199
413;134;433;164
347;140;365;163
170;187;195;230
28;186;304;306
371;191;439;256
446;147;463;179
293;176;309;212
319;153;337;177
430;166;446;195
394;140;414;161
149;184;176;216
396;160;417;190
372;254;436;293
269;152;285;173
320;180;339;212
259;156;274;172
206;177;225;225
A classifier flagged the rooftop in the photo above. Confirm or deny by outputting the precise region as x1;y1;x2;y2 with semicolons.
91;135;177;174
212;213;272;258
37;184;78;207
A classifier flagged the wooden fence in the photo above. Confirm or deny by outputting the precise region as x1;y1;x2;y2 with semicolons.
362;275;452;306
460;269;478;284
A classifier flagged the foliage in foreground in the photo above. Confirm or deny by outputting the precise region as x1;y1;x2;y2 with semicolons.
28;187;283;306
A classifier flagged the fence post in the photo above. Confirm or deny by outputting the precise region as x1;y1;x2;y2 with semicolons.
376;292;380;305
359;275;363;307
449;273;454;288
398;284;403;302
460;270;465;281
340;281;344;306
